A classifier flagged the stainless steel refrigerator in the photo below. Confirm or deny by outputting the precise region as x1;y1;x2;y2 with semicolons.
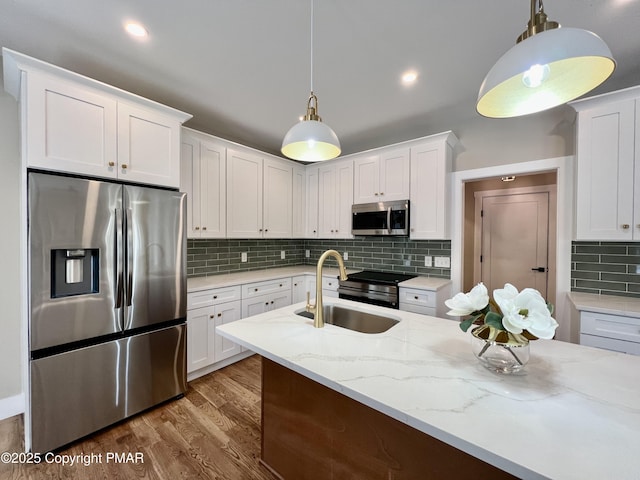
28;172;187;453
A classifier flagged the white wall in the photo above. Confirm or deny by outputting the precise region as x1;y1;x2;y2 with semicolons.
0;63;23;404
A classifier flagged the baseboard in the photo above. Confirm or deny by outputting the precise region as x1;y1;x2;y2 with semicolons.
0;393;25;421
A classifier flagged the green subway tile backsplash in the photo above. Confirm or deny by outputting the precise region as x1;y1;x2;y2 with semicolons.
187;237;452;279
571;241;640;298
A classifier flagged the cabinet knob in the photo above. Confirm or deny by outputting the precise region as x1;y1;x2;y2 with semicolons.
270;301;274;304
328;282;333;286
380;192;384;195
195;226;200;230
265;229;268;232
108;161;115;167
213;295;218;299
374;193;379;196
265;302;269;306
255;288;259;292
209;314;214;319
622;224;630;229
202;227;207;231
259;228;263;232
279;284;283;287
414;296;419;300
121;164;128;169
218;313;222;317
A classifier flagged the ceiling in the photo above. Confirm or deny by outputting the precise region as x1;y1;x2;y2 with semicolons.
1;0;639;158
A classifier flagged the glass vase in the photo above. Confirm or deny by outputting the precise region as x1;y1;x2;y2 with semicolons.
470;327;530;374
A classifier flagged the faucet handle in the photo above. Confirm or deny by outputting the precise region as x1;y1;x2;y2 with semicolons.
305;291;315;312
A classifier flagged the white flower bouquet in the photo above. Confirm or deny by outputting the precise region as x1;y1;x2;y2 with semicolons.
445;282;558;346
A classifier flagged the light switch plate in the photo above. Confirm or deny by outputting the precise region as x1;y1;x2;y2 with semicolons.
424;255;432;267
241;252;248;262
305;250;310;258
281;250;285;259
434;256;450;268
344;252;349;260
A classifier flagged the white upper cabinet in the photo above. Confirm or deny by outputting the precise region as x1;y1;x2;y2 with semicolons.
2;49;191;188
180;129;226;238
226;149;294;238
263;158;293;238
571;87;640;241
318;160;354;238
306;166;320;237
409;132;457;240
227;148;264;238
292;165;306;238
353;148;410;204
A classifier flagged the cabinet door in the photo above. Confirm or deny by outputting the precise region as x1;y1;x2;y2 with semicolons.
180;134;201;238
227;148;263;238
187;305;215;373
213;301;242;363
306;167;320;237
292;165;306;238
117;101;181;188
379;148;410;201
575;99;636;240
263;158;293;238
410;141;450;239
291;275;308;303
335;161;354;239
318;164;337;237
199;138;226;238
270;291;293;310
242;295;270;318
25;71;118;178
353;154;380;204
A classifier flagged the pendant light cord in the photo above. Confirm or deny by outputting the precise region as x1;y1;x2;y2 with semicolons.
310;0;314;94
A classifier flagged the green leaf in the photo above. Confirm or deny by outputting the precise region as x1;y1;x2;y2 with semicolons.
459;317;475;332
484;311;505;330
547;302;554;315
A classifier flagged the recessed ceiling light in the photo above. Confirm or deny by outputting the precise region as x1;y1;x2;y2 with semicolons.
401;70;418;85
125;22;148;38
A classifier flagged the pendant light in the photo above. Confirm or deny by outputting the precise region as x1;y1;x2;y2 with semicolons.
281;0;340;161
477;0;615;118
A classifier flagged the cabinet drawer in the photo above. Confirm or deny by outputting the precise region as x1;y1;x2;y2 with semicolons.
399;303;436;317
322;276;340;292
580;334;640;355
580;311;640;344
243;278;292;298
399;287;436;308
188;285;242;309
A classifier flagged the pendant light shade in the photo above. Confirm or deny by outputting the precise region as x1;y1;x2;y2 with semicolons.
281;0;341;162
477;0;615;118
282;93;341;162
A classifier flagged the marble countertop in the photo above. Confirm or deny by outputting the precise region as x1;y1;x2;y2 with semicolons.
188;266;451;293
217;298;640;480
569;291;640;318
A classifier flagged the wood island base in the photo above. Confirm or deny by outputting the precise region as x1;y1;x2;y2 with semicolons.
260;357;516;480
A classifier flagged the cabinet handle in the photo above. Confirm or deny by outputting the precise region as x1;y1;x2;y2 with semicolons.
121;164;128;169
380;192;384;195
108;161;115;167
622;224;630;229
203;227;207;231
195;226;200;230
375;193;379;196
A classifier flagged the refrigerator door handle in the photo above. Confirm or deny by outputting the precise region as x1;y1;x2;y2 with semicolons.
126;208;133;307
115;208;124;309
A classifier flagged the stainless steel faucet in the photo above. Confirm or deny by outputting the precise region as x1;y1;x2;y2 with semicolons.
306;249;348;328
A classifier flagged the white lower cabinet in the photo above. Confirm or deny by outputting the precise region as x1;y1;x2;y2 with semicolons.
186;285;245;378
399;284;451;318
579;311;640;355
241;278;292;317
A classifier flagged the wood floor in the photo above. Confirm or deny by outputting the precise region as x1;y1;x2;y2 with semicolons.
0;355;278;480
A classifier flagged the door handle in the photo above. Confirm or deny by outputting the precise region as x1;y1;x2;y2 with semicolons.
387;207;392;234
115;208;124;309
531;267;546;272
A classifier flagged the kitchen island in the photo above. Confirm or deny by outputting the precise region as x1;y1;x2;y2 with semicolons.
217;298;640;480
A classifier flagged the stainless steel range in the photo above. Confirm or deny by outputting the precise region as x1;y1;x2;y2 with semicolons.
338;270;417;309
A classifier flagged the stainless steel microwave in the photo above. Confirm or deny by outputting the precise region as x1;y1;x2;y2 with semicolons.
351;200;410;236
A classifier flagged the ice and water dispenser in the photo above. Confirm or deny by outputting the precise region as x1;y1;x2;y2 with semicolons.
51;248;99;297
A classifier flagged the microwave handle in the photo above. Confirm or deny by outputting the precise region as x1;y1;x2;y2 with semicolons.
387;207;392;234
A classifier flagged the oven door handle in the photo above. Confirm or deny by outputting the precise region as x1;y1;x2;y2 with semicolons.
387;207;392;234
